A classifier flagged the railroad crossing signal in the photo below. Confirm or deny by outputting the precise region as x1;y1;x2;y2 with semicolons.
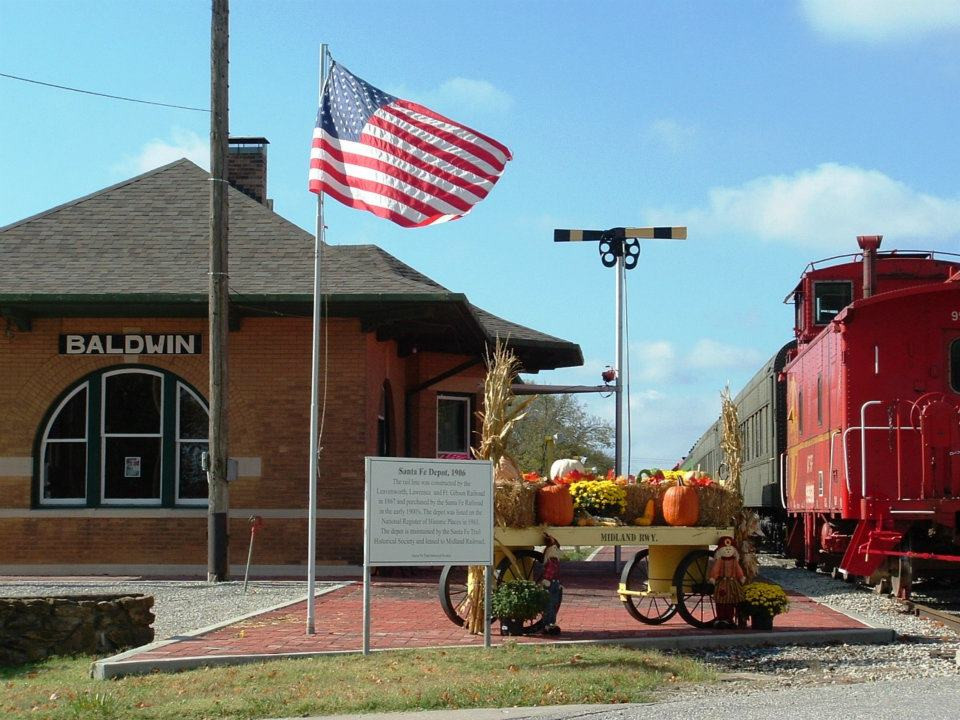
554;226;687;269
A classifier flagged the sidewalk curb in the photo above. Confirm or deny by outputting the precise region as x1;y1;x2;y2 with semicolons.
92;626;894;679
90;582;350;679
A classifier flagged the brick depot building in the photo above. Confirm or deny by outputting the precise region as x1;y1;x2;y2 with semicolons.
0;141;581;576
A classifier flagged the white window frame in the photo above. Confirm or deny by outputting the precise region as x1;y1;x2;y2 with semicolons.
100;368;164;506
175;382;209;505
39;382;89;506
436;394;471;458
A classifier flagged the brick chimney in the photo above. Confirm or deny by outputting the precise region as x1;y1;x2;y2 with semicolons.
227;137;271;208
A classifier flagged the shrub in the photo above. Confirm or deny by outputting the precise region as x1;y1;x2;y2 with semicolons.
569;480;627;516
743;582;790;617
491;580;548;621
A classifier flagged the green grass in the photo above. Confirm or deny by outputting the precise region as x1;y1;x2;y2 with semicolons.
1;644;715;720
560;546;599;561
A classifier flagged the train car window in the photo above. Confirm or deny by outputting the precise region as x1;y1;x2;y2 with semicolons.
951;339;960;393
798;389;804;434
814;281;853;325
817;374;823;426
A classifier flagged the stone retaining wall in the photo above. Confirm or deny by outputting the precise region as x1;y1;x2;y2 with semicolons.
0;594;154;665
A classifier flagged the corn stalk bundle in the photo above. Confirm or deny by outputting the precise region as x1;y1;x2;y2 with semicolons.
461;340;536;634
719;386;758;580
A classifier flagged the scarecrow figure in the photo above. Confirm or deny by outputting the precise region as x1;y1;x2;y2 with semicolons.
708;535;746;628
540;533;563;635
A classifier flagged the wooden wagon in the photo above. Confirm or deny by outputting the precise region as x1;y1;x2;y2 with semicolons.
438;524;733;634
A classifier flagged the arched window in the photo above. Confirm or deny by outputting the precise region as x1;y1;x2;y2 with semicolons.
37;367;208;507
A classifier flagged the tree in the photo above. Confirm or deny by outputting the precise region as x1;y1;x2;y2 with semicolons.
507;392;614;476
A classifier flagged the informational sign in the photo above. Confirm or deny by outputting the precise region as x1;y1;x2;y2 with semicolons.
364;457;493;566
59;334;202;355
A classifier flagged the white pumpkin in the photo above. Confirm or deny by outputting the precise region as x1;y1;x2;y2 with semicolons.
549;458;585;482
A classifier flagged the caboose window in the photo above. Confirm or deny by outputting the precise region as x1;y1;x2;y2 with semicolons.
798;389;804;434
951;339;960;393
813;281;853;325
817;374;823;426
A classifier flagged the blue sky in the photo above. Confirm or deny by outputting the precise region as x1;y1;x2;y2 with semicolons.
3;1;960;470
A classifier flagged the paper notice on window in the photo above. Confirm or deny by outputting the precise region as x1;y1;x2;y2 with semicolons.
124;456;142;478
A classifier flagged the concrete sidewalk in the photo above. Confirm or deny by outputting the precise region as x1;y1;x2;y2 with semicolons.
93;553;894;679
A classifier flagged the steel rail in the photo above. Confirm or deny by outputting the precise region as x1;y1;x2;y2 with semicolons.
904;601;960;634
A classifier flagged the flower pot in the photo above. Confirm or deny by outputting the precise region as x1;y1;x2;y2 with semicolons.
750;613;774;631
499;618;525;636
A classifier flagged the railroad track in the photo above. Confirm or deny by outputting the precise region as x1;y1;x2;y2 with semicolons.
902;601;960;634
900;581;960;633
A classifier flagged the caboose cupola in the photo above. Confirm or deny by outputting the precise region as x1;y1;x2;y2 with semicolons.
786;237;959;346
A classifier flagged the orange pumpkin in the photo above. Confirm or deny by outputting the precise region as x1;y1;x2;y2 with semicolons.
662;482;700;526
536;484;575;526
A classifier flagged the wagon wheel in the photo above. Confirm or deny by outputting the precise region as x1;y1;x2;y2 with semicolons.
438;564;470;626
673;549;718;628
494;548;556;635
620;549;677;624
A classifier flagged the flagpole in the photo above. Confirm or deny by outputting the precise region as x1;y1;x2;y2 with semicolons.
306;43;328;636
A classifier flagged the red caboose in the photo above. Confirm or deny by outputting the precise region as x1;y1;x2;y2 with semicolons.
783;236;960;596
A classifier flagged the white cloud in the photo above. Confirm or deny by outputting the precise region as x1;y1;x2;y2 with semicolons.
658;163;960;250
631;340;679;383
800;0;960;42
687;339;765;371
391;78;513;116
116;128;209;175
645;118;697;153
627;391;720;469
629;338;763;384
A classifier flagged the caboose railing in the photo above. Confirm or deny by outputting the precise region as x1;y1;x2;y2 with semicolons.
860;401;883;497
842;400;917;498
779;451;787;509
828;430;840;504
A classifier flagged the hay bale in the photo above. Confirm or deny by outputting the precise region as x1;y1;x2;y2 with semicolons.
696;485;739;527
620;484;668;524
494;479;540;528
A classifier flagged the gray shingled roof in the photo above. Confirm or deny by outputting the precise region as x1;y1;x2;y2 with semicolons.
0;159;581;371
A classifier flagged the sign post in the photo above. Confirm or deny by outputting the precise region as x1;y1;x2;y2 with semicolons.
363;457;494;654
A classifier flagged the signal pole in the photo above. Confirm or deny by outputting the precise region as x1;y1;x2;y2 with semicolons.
208;0;230;582
554;226;686;568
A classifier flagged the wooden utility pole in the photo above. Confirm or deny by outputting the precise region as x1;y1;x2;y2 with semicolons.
208;0;230;582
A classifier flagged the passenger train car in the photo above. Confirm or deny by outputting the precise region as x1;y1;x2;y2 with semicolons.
682;340;794;543
683;237;960;596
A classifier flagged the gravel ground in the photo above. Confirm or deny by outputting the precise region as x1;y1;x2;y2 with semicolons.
3;554;959;687
666;554;960;698
0;578;342;640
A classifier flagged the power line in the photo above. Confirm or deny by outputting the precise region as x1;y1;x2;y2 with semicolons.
0;71;209;113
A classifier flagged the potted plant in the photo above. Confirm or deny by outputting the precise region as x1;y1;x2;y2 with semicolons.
742;581;790;630
492;580;549;636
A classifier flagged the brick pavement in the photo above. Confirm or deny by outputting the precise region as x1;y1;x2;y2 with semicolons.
127;555;867;662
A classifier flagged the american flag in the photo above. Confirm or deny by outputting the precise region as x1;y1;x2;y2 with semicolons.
309;61;512;228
